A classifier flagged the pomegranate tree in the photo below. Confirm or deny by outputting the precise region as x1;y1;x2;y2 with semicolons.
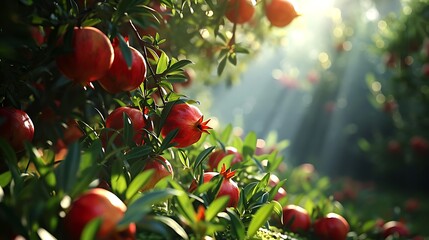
56;27;114;85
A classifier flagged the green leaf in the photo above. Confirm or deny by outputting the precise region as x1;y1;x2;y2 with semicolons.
226;209;245;240
170;181;196;223
217;55;227;76
159;128;179;151
246;202;276;238
152;215;189;240
125;169;155;200
228;52;237;65
55;142;81;193
220;124;233;143
0;171;11;188
111;159;128;196
156;52;170;74
123;145;153;162
80;218;102;240
122;112;134;146
234;46;250;54
242;131;257;159
118;35;133;68
193;146;215;173
252;173;270;196
268;179;287;201
0;139;22;191
205;195;229;221
118;188;181;228
167;59;193;73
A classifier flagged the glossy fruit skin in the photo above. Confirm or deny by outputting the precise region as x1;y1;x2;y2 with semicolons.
225;0;255;24
140;156;174;192
161;103;211;148
382;221;409;238
98;40;147;94
274;187;287;201
189;171;240;208
0;107;34;151
208;147;243;170
64;188;133;240
265;0;299;27
313;213;350;240
281;205;311;233
105;107;146;146
56;27;114;85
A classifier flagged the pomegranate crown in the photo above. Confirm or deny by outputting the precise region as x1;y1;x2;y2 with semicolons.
196;116;212;134
220;164;236;180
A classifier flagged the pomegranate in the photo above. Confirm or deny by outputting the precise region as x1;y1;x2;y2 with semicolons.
189;165;240;208
63;119;84;145
98;39;147;93
313;213;350;240
56;27;114;85
161;103;211;148
382;221;409;238
105;107;146;146
410;136;429;156
281;205;311;233
225;0;256;24
264;0;299;27
0;107;34;152
273;187;287;201
140;156;174;192
64;188;135;239
208;146;243;170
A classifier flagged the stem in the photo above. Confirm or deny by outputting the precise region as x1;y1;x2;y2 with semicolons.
228;22;237;47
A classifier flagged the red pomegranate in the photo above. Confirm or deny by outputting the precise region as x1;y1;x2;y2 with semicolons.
64;188;135;240
208;146;243;170
98;39;147;93
382;221;409;238
56;27;114;85
161;103;211;148
225;0;256;24
281;205;311;233
265;0;299;27
313;213;350;240
0;107;34;151
140;156;174;192
105;107;146;146
189;165;240;208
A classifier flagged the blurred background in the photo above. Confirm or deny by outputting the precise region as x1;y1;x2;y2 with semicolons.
185;0;429;192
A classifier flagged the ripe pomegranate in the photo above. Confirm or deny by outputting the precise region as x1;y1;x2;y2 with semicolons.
383;99;397;113
387;140;401;154
56;27;114;85
0;107;34;151
64;188;135;240
313;213;350;240
274;187;287;201
382;221;409;238
160;103;211;148
189;165;240;208
105;107;146;146
422;63;429;77
98;39;147;93
264;0;299;27
208;146;243;170
225;0;256;24
410;136;429;156
63;120;84;145
281;205;311;233
140;156;174;192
